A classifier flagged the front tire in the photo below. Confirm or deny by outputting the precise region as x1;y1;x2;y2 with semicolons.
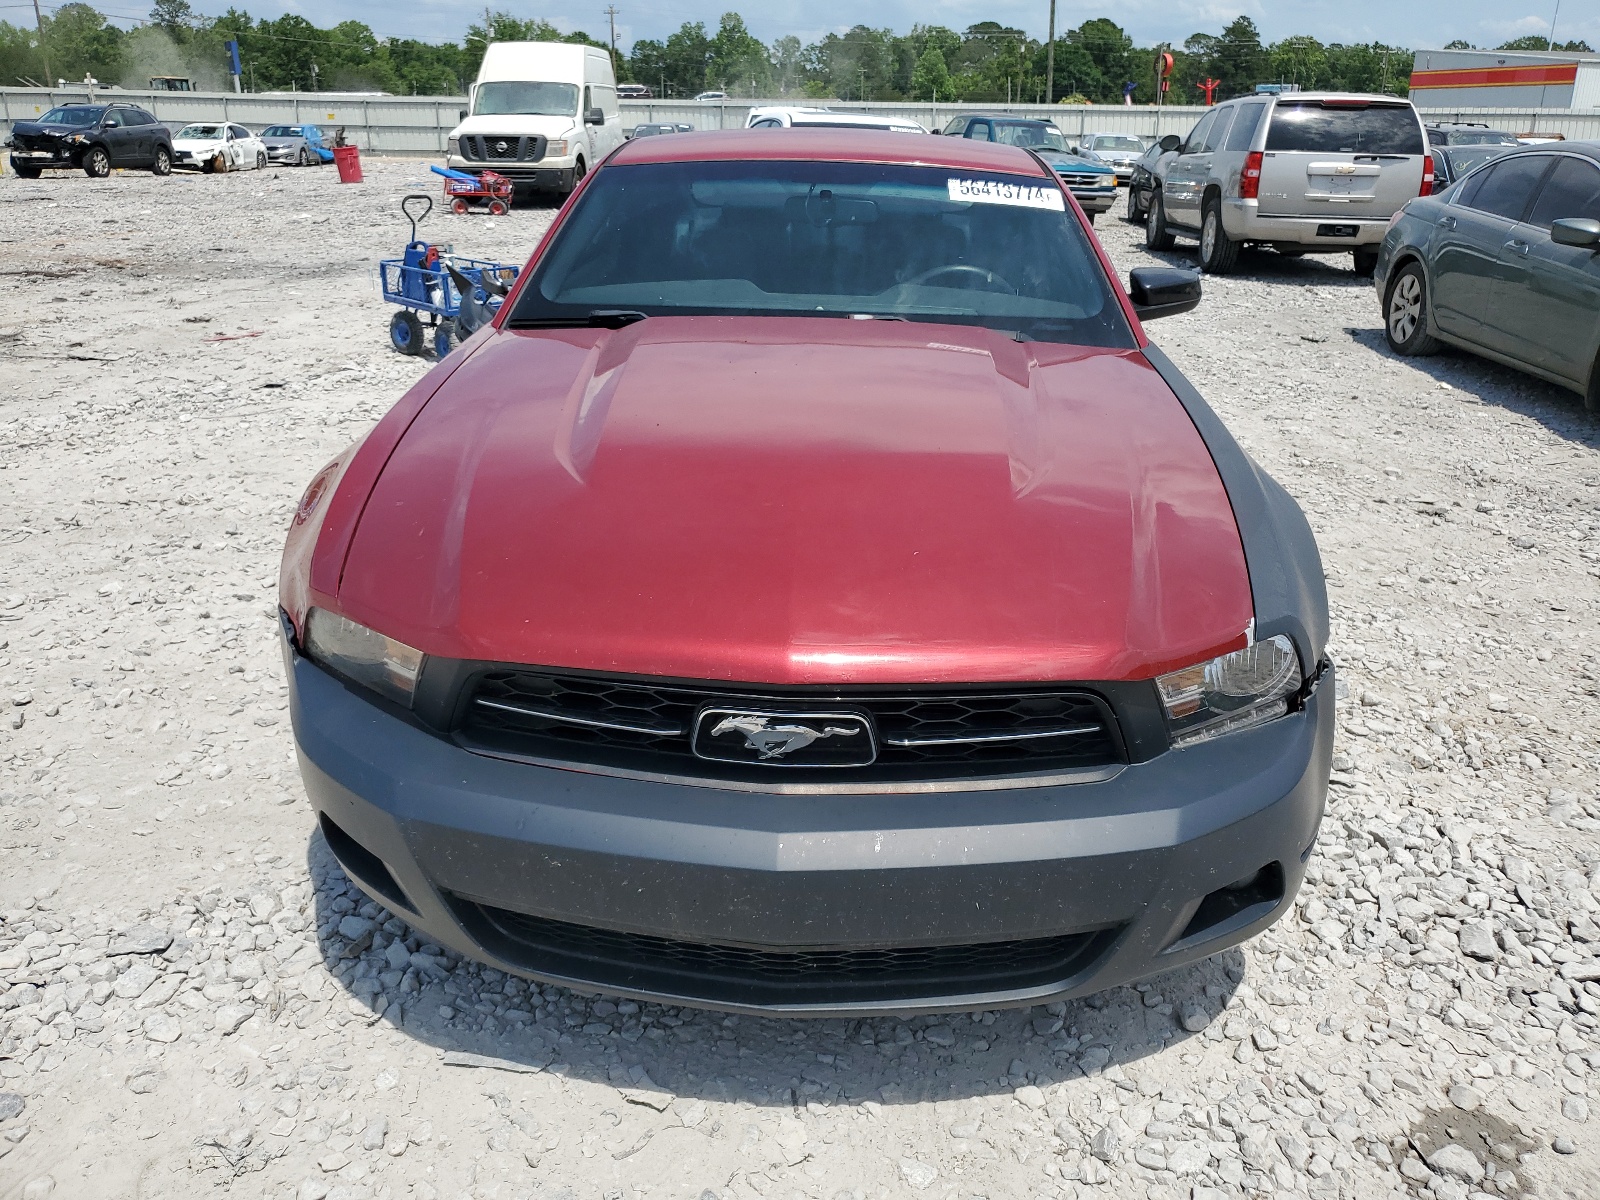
1384;263;1442;356
1127;185;1146;223
1145;191;1175;251
297;147;310;167
1199;199;1240;274
389;310;424;356
1353;247;1380;277
83;147;111;178
256;151;267;170
434;320;456;359
151;146;172;176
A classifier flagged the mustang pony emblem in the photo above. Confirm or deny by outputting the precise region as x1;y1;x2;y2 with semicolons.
710;715;858;760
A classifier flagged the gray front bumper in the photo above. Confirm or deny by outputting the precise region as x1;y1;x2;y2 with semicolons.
285;629;1332;1015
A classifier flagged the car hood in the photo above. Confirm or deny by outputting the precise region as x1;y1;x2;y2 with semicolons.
336;319;1253;684
261;136;303;147
10;121;81;140
174;137;225;150
449;114;578;139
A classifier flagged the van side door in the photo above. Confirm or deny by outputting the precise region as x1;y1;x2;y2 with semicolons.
595;83;623;158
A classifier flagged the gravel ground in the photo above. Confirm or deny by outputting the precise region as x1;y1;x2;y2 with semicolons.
1;159;1599;1200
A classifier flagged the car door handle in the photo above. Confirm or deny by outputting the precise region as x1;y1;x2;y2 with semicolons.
1505;239;1529;256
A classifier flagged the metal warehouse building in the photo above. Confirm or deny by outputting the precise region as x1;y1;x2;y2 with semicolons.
1409;48;1600;109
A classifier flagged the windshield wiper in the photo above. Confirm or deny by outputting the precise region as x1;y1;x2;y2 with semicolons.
509;310;649;330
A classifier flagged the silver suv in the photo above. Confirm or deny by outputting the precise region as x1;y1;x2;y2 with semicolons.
1145;93;1432;276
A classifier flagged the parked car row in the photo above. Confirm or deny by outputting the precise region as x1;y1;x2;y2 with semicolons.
5;102;332;178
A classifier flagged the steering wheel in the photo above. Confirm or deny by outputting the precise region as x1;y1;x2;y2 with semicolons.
906;263;1018;294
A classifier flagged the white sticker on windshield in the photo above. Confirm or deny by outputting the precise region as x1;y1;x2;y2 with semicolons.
947;177;1066;211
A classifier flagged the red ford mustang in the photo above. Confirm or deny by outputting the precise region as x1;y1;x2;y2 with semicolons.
280;130;1332;1015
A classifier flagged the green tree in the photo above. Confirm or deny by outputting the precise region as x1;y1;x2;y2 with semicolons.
1498;35;1592;52
1269;35;1327;90
770;34;803;95
42;3;124;84
707;12;769;95
1443;40;1475;49
0;20;46;86
1212;16;1267;98
910;44;950;100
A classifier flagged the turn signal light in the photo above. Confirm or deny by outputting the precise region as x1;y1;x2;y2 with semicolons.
1420;155;1434;196
1240;151;1263;200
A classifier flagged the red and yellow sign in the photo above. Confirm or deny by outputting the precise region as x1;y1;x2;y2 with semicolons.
1409;63;1578;90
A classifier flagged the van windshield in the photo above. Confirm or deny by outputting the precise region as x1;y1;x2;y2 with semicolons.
1265;104;1424;154
475;82;579;117
510;159;1132;348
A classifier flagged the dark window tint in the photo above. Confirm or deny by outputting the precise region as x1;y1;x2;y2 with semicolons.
1198;107;1234;154
1460;155;1553;221
123;109;151;126
511;159;1133;348
1223;103;1266;151
1183;111;1215;154
1265;104;1424;154
1526;157;1600;227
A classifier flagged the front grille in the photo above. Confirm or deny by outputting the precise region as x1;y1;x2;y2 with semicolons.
452;896;1117;1006
461;134;547;163
1059;173;1109;188
457;669;1123;784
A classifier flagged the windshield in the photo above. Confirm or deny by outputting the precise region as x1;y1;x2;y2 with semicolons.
39;107;100;126
1449;130;1519;146
177;124;222;139
261;126;302;137
1441;146;1512;176
993;123;1068;151
1090;135;1144;152
511;160;1130;347
1265;104;1423;154
474;81;579;117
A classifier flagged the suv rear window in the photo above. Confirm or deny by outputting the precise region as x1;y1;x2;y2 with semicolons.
1265;104;1424;155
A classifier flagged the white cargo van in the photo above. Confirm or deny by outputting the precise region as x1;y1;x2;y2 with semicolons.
446;42;623;196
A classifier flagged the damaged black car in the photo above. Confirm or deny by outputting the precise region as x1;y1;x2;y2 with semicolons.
7;102;174;179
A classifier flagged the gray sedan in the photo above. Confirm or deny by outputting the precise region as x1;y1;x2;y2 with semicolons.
1075;132;1147;183
258;124;331;167
1375;142;1600;410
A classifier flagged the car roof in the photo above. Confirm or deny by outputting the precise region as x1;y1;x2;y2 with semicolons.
1479;141;1600;163
956;113;1056;125
1257;91;1414;104
611;128;1050;175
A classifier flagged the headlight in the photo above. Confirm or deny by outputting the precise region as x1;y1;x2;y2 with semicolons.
1156;634;1302;748
447;136;459;155
546;138;568;156
303;608;424;708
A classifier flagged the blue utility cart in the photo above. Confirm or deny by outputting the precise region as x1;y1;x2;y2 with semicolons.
378;194;520;358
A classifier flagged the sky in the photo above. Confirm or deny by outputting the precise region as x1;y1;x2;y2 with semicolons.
68;0;1600;54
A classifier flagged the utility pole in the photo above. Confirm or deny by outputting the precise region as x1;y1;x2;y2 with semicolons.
1547;0;1561;50
32;0;51;86
1045;0;1055;106
605;5;619;59
485;7;493;43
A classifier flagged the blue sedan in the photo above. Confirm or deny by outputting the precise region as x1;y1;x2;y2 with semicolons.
1375;142;1600;410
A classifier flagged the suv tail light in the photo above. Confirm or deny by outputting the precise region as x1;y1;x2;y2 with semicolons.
1240;151;1263;200
1420;154;1434;196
